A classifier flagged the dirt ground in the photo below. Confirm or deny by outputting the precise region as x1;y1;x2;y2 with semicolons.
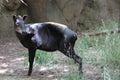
0;37;102;80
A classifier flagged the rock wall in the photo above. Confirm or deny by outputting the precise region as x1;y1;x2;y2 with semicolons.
47;0;120;31
0;0;120;37
0;0;27;37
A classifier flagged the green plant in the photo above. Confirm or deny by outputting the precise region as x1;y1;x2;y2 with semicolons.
74;21;120;79
99;34;120;68
24;50;58;66
56;72;87;80
35;50;52;65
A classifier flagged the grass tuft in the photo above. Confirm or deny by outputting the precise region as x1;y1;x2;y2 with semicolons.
56;72;87;80
24;50;58;66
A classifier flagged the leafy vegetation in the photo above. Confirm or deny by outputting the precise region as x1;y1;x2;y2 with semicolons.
56;72;87;80
57;21;120;80
24;50;58;66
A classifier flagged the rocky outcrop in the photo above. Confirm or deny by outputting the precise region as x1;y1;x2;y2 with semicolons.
47;0;120;31
0;0;27;37
0;0;120;37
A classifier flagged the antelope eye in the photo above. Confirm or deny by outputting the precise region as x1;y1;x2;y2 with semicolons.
16;22;20;25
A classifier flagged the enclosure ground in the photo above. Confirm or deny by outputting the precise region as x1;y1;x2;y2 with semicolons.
0;37;102;80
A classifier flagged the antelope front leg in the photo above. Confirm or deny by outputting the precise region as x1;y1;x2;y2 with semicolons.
28;48;36;76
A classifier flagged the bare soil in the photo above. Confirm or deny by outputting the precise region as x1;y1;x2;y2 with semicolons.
0;37;102;80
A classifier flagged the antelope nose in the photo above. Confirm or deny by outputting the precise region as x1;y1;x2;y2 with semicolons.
22;31;27;35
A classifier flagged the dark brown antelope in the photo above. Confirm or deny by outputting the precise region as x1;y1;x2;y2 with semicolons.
12;15;82;76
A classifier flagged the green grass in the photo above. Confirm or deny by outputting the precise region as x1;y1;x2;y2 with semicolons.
24;50;58;66
34;50;57;65
95;21;118;31
56;71;87;80
72;21;120;80
99;34;120;67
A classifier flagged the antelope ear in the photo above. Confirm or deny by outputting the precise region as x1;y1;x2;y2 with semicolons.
23;15;27;20
13;15;16;22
